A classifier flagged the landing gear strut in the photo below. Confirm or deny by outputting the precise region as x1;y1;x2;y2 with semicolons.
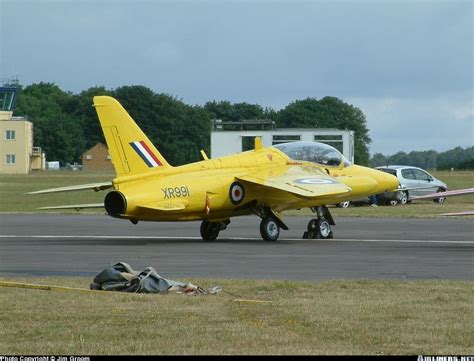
303;206;335;239
200;220;230;241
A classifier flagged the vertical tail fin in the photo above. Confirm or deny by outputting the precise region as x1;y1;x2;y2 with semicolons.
93;96;171;176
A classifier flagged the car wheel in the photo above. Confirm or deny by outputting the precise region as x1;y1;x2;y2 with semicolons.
337;201;350;208
433;188;446;204
389;200;398;206
400;191;408;205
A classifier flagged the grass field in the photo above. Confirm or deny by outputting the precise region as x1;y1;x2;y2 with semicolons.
0;170;472;217
0;171;113;213
1;277;472;355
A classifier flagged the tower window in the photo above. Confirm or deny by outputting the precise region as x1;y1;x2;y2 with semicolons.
6;154;16;164
5;130;15;140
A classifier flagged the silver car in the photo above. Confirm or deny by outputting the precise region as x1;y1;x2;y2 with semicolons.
376;165;448;204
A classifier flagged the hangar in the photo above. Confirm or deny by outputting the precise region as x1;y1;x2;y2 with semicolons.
210;119;354;163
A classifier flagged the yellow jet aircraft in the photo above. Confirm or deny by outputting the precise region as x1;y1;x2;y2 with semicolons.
30;96;399;241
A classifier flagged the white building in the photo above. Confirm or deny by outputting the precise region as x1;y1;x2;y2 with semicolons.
211;128;354;163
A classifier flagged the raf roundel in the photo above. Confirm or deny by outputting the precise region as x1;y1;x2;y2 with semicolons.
229;182;245;205
294;178;337;185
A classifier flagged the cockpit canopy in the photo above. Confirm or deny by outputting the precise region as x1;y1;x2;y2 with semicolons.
274;141;351;167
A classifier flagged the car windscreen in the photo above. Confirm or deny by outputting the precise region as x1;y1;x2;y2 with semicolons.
274;141;350;167
379;168;397;176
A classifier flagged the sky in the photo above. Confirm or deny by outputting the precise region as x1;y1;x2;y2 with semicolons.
1;0;472;155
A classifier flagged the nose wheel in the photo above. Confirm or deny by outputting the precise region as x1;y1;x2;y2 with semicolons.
303;218;333;239
303;206;335;239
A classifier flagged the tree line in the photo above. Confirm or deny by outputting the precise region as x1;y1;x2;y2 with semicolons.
13;82;471;169
370;147;474;171
14;82;372;166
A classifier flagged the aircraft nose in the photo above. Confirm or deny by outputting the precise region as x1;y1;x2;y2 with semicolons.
374;170;399;193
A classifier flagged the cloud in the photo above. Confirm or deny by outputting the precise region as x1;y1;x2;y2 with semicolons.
350;92;473;155
1;0;472;154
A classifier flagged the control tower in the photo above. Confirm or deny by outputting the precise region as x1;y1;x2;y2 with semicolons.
0;77;19;111
0;78;46;173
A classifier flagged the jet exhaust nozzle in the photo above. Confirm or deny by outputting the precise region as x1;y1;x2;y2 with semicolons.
104;191;127;216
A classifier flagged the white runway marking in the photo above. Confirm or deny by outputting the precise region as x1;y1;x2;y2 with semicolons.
0;235;473;244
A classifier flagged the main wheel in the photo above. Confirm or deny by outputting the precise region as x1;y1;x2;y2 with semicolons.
200;220;220;241
260;217;280;242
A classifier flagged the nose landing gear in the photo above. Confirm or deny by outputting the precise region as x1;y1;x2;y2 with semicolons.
303;206;335;239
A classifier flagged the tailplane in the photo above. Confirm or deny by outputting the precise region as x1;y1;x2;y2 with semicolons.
93;96;171;176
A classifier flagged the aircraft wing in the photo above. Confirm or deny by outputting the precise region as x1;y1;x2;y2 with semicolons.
440;211;474;217
412;187;474;200
237;166;351;198
38;203;104;211
27;182;113;194
410;188;474;217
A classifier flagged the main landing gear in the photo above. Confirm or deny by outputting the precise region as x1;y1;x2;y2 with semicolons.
252;206;289;242
260;217;280;242
302;206;335;239
200;220;230;241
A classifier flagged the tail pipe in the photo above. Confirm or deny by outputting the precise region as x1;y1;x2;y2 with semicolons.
104;191;127;217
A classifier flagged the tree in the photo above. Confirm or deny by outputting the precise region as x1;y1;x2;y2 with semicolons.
204;100;275;131
437;147;474;170
369;147;474;170
204;100;233;120
231;102;265;121
70;86;112;151
204;100;265;122
276;97;371;165
15;83;85;164
113;86;211;165
369;153;388;167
